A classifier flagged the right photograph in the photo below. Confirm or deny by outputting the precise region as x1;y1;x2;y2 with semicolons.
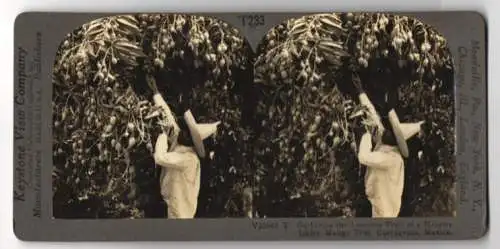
252;13;455;218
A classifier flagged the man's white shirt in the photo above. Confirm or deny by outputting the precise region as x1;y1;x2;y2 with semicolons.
154;133;201;219
358;133;405;218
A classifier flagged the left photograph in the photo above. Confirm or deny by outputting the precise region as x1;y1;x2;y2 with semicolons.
52;14;256;219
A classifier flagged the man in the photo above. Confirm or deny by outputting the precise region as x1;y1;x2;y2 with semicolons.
153;99;220;218
357;91;423;218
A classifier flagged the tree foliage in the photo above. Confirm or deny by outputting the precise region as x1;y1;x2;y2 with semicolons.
53;14;254;218
253;13;455;217
53;13;456;219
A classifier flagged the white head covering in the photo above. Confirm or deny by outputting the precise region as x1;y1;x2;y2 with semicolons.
387;110;424;158
184;110;220;158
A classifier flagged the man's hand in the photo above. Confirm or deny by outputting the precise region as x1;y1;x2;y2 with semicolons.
359;93;384;133
153;93;181;136
352;73;364;94
147;75;159;94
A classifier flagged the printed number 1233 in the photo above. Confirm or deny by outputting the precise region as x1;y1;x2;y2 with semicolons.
238;15;265;28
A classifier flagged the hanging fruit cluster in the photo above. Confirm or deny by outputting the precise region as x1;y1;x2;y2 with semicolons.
54;15;145;86
52;15;169;218
341;13;454;86
136;14;250;80
255;13;348;87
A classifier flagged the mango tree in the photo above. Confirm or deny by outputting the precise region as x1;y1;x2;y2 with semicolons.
252;13;455;217
52;14;254;218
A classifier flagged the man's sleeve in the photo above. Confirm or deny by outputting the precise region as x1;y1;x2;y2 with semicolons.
358;133;401;170
154;134;198;170
154;151;197;170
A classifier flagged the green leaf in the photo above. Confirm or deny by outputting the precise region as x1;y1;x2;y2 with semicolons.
288;21;307;36
86;27;105;38
318;16;343;30
119;15;139;25
348;110;364;120
86;22;102;34
114;28;132;36
318;42;348;59
86;43;96;58
116;17;141;34
115;50;138;66
318;39;343;50
114;43;146;58
317;13;341;23
115;40;140;50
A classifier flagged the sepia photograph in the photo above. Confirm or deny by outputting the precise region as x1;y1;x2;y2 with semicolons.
252;13;455;218
52;13;456;220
